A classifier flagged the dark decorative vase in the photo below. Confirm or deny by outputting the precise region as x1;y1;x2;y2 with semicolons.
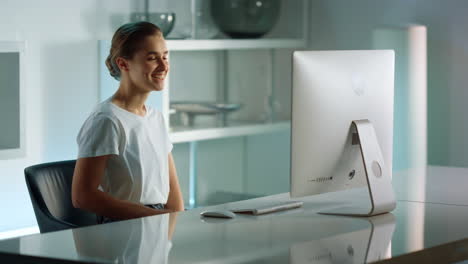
211;0;281;38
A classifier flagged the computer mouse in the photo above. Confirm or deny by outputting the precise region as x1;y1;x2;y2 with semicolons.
200;210;236;219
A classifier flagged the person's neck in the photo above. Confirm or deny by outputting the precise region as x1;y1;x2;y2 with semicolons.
112;83;150;116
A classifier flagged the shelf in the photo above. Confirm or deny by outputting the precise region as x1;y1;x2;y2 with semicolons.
169;121;290;144
166;38;306;51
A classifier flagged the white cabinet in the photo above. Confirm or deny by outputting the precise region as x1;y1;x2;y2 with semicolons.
99;0;308;207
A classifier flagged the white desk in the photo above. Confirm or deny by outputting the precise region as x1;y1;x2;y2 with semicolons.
1;166;468;263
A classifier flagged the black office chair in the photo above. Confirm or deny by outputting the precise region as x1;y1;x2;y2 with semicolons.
25;160;97;233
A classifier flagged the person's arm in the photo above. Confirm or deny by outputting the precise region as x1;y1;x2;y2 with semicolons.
165;153;185;211
72;155;172;220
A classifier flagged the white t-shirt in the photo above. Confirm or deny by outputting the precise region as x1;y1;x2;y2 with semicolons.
76;98;173;205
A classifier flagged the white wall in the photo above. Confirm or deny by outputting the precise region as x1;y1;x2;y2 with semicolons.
308;0;468;167
0;0;138;232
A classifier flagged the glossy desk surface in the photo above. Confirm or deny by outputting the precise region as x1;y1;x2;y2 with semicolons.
1;166;468;263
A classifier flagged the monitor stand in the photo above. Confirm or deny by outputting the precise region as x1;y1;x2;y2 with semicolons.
319;119;396;217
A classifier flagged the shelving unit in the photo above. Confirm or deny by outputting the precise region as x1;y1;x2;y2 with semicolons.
99;0;308;208
167;38;306;51
170;121;290;144
98;42;296;146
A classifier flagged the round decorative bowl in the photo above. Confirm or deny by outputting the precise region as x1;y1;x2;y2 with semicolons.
210;0;281;38
130;12;176;37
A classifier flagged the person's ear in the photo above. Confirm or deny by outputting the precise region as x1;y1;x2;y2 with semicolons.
116;57;129;72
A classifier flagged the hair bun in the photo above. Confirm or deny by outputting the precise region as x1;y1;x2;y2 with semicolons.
105;55;120;80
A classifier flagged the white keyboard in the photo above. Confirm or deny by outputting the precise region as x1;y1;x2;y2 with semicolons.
231;201;303;215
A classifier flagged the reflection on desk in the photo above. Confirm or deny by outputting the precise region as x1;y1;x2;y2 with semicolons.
73;213;177;264
290;213;395;264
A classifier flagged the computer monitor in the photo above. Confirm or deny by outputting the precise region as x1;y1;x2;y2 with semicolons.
290;50;396;216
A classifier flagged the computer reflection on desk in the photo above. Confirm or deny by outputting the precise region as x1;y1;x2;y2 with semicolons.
290;213;395;264
72;212;178;264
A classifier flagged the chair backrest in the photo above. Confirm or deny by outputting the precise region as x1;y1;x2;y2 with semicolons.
25;160;97;233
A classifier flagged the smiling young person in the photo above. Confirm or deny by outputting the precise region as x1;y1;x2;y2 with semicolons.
72;22;184;223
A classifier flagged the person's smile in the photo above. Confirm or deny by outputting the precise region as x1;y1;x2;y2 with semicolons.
151;72;166;81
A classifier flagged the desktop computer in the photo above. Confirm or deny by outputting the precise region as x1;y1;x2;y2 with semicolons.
291;50;396;216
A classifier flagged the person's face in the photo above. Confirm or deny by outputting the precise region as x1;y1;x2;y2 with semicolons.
124;34;169;92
